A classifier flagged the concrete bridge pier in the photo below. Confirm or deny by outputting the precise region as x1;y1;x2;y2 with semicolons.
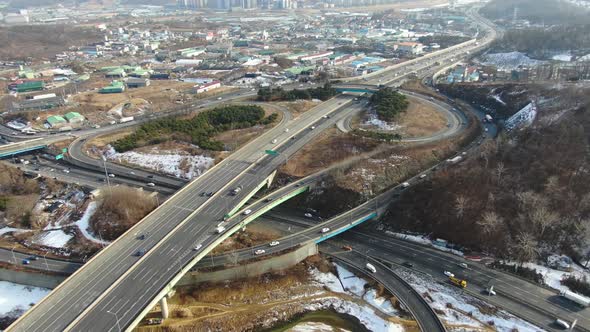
160;297;169;319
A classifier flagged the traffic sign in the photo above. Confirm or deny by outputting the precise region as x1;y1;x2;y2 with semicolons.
265;150;279;156
55;154;63;160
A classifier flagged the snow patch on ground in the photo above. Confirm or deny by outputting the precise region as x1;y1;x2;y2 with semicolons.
304;298;403;332
364;112;402;131
33;230;73;248
479;52;545;70
397;269;544;332
335;264;368;297
0;281;50;317
386;231;464;256
0;227;30;236
490;94;506;105
74;201;109;245
287;321;350;332
309;265;402;331
552;53;572;62
502;260;590;293
309;268;344;293
105;145;214;179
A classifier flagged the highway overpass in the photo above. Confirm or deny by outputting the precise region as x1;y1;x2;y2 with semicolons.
334;83;380;94
7;95;359;332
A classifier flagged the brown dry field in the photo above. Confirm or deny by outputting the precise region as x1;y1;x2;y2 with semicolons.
358;95;448;138
210;223;282;255
136;256;416;332
281;98;480;193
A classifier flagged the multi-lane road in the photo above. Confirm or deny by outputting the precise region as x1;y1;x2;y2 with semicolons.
6;5;516;331
8;95;357;331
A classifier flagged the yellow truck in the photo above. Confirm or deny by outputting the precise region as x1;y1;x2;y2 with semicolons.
449;276;467;288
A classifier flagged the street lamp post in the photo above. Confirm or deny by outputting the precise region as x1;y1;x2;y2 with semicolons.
101;156;112;195
107;310;121;332
43;252;49;271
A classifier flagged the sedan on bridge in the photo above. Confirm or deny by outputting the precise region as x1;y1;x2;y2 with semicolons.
269;241;280;247
321;227;330;233
255;249;266;255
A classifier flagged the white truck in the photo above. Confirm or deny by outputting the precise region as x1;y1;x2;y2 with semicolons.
119;116;134;123
560;289;590;307
447;156;463;164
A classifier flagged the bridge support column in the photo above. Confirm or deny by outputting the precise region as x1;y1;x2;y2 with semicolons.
266;170;276;188
160;297;169;319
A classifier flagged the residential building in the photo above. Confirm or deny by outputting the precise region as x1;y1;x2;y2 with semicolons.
64;112;85;124
126;78;151;88
395;42;425;55
46;115;67;128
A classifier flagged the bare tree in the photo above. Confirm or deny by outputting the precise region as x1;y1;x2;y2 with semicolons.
454;195;469;219
477;211;502;235
495;162;506;184
514;232;539;267
530;206;559;237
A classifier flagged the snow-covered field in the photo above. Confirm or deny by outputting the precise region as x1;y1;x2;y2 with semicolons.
309;265;403;332
396;269;544;332
478;52;545;70
32;230;73;248
105;145;214;179
502;260;590;293
0;281;49;318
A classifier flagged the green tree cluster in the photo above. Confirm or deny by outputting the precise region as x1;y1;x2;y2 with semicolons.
257;83;337;102
113;105;274;152
370;88;409;121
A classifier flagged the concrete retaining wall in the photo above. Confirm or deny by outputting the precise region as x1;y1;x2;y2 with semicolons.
0;268;66;289
177;242;317;286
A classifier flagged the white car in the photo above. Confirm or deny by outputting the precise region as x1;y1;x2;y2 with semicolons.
321;227;330;233
458;263;468;269
269;241;280;247
243;209;252;215
304;213;313;218
310;126;315;130
63;169;70;173
217;97;222;100
108;173;116;178
284;128;290;132
254;249;266;255
193;244;202;251
419;174;426;179
146;182;155;187
444;271;454;278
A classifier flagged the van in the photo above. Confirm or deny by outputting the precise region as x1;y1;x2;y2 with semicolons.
366;263;377;273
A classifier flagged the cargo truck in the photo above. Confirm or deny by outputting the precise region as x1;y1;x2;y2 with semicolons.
560;289;590;307
449;276;467;288
447;156;463;164
119;116;134;123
